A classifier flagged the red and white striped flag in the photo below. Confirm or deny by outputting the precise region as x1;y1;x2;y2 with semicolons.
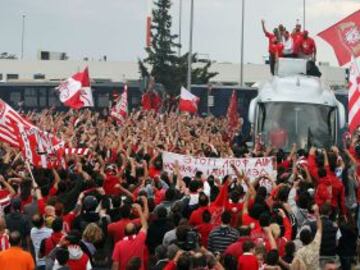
64;148;90;156
111;85;128;125
57;67;94;109
348;57;360;133
0;99;64;168
0;99;34;147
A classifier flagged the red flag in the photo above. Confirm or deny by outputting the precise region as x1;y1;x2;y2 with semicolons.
141;91;162;112
179;87;199;114
57;67;94;109
111;85;128;125
318;10;360;66
227;90;239;131
141;92;152;111
348;57;360;133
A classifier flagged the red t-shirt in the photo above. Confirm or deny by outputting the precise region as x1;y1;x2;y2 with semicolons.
301;37;316;55
195;223;215;248
225;200;244;228
108;218;141;243
189;206;209;226
265;32;278;53
103;174;121;196
68;251;90;270
225;236;252;258
112;231;147;270
269;43;284;56
237;253;259;270
292;32;303;54
242;212;260;232
62;212;76;233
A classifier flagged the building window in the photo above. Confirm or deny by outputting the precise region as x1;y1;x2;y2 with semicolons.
39;88;47;107
33;73;45;80
131;96;139;106
6;74;19;80
24;88;38;107
97;92;109;108
48;89;61;107
0;74;3;81
10;91;22;105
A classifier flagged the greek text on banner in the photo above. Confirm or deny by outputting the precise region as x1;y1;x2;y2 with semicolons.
162;151;275;181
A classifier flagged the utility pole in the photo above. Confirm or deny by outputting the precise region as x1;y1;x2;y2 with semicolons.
21;14;26;59
239;0;245;86
187;0;194;91
178;0;183;56
303;0;306;30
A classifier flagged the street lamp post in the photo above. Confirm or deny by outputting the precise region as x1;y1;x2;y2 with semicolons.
178;0;183;56
303;0;306;30
21;14;26;59
239;0;245;87
187;0;194;92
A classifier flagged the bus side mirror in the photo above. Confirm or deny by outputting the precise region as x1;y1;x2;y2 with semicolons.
248;98;258;124
337;101;346;129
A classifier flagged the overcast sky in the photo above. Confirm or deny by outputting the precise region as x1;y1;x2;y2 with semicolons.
1;0;360;66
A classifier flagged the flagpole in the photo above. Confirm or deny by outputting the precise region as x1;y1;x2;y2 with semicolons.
25;160;36;185
187;0;194;92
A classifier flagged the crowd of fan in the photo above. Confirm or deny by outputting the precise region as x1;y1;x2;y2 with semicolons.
0;109;359;270
261;20;317;75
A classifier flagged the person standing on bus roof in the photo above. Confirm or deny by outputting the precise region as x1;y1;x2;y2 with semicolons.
261;19;283;75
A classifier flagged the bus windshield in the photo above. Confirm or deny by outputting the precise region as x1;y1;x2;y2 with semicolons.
257;102;336;150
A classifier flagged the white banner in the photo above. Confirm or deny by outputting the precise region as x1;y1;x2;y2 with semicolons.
162;151;275;181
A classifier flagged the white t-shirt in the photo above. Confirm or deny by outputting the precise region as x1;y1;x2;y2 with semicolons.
283;37;294;55
30;227;53;266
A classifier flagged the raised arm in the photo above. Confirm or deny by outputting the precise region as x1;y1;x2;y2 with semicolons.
261;19;268;35
52;168;61;190
0;175;15;196
132;203;148;232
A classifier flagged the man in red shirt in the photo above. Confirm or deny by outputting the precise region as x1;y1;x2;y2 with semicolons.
224;226;252;259
237;240;258;270
300;31;317;61
112;203;148;270
189;192;209;226
292;23;303;56
108;204;142;244
261;19;282;75
195;210;214;248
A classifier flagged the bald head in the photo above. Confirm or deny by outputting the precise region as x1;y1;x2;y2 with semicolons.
124;222;136;236
9;231;21;246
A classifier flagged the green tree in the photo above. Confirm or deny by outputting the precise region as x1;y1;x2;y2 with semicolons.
139;0;218;95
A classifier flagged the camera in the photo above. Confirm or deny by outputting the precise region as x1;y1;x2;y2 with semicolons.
184;230;199;251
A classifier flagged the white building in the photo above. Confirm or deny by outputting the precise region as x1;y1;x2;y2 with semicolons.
0;59;347;88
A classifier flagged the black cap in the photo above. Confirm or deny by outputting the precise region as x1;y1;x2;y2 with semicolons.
83;195;98;212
